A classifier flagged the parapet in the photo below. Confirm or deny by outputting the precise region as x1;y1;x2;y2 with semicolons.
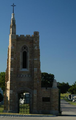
16;31;39;39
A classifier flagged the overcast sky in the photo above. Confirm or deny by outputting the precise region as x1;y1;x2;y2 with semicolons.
0;0;76;85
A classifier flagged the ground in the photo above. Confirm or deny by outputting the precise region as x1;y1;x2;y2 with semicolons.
61;99;76;115
0;116;76;120
0;97;76;119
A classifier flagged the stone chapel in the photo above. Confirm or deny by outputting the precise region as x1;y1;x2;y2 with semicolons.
4;5;59;115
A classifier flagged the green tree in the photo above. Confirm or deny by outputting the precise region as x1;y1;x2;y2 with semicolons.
0;72;5;92
58;82;70;93
68;81;76;94
41;72;54;88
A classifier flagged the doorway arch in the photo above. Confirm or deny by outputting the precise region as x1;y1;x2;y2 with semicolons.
17;88;33;113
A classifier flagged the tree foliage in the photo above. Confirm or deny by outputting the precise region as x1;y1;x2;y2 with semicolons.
0;93;3;102
41;72;54;88
0;72;5;92
68;81;76;94
58;82;70;93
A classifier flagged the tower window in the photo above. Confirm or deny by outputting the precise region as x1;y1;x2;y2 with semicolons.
23;51;27;68
21;45;28;70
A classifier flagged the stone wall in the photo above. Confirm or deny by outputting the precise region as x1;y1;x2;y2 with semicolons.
37;88;59;115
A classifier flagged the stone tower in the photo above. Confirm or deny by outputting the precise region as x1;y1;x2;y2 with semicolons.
4;10;41;113
4;6;59;115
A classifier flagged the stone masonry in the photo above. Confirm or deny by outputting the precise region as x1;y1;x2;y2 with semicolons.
4;11;59;115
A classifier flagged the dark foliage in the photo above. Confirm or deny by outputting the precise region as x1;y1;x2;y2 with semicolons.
41;72;54;88
0;93;3;102
0;72;5;92
68;81;76;94
57;82;70;93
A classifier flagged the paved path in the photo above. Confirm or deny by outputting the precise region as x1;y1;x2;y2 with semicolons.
61;99;76;115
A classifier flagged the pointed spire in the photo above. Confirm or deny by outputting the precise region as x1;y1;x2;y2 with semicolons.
10;3;16;35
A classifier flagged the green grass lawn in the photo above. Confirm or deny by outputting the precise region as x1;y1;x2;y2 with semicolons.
61;93;70;99
0;104;30;114
0;105;4;113
19;104;30;114
61;93;76;105
0;104;52;115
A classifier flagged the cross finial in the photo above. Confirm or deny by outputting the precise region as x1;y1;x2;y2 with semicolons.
11;3;16;13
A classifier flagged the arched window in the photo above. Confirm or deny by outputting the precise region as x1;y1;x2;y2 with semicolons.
21;45;28;70
23;51;27;68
